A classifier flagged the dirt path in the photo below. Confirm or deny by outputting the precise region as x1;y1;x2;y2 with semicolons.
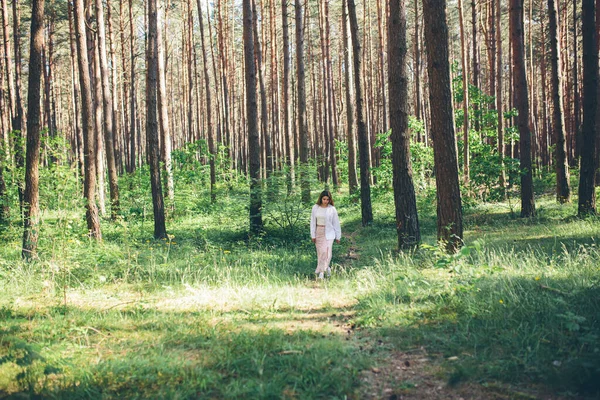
338;227;576;400
357;347;574;400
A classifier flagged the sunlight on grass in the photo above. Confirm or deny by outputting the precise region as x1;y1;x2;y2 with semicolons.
1;187;600;398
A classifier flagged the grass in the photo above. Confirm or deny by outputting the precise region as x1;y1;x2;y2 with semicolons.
1;175;599;399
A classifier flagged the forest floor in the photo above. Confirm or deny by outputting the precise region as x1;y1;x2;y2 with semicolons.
1;190;599;399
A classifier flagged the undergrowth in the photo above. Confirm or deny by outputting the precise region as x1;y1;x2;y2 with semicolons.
0;167;599;398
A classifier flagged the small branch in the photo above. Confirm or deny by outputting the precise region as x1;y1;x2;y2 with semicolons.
104;300;139;311
539;284;568;296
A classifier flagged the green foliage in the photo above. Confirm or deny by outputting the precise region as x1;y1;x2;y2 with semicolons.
0;337;60;394
452;80;530;201
351;200;600;395
372;121;434;194
262;187;310;245
1;150;599;398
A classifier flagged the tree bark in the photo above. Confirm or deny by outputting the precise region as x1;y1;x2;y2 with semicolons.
548;0;570;203
92;27;106;217
539;2;550;167
106;0;122;174
197;0;216;203
348;0;373;226
388;0;420;248
377;0;387;133
217;0;232;168
1;0;15;124
157;1;174;206
252;0;272;178
128;0;137;173
74;0;101;239
422;0;463;251
95;0;120;219
323;0;339;187
458;0;470;182
243;0;263;234
147;0;167;239
281;0;295;189
119;0;130;173
578;0;597;216
12;0;25;212
295;0;310;203
68;2;84;180
496;0;506;195
0;12;9;221
342;0;358;195
510;0;536;217
472;0;480;131
22;0;45;260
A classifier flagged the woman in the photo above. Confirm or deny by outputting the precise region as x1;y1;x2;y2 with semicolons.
310;190;342;279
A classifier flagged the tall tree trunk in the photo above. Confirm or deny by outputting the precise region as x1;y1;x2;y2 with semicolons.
573;0;580;157
317;2;330;183
510;0;536;217
128;0;137;173
185;0;194;143
282;0;295;189
197;0;216;203
295;0;310;203
68;2;84;180
363;0;376;183
12;0;25;212
377;0;387;133
96;0;120;219
42;15;55;156
342;0;358;195
22;0;45;260
1;0;15;125
268;0;281;171
423;0;463;251
578;0;597;215
413;0;422;126
323;0;339;187
74;0;101;239
157;0;174;206
548;0;570;203
92;29;106;217
147;0;167;239
540;1;550;167
206;3;222;151
0;41;6;221
252;0;272;178
217;0;232;167
472;0;480;131
458;0;470;182
0;10;9;221
348;0;373;226
488;0;496;105
596;0;600;185
389;0;420;248
119;0;130;173
243;0;263;234
107;0;122;174
497;0;506;195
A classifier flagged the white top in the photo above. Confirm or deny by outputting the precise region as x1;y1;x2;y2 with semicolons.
315;206;327;225
310;204;342;240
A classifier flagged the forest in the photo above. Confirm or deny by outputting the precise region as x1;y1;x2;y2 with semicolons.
0;0;599;398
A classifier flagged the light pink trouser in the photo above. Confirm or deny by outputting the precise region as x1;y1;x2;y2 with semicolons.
315;225;334;274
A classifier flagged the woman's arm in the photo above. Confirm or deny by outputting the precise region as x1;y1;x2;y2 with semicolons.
332;207;342;241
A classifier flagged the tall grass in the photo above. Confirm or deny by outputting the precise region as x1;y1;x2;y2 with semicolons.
1;167;599;398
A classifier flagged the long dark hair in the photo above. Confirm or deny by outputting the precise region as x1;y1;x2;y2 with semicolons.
316;190;334;206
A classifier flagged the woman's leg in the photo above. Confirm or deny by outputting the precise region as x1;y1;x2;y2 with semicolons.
315;226;334;274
